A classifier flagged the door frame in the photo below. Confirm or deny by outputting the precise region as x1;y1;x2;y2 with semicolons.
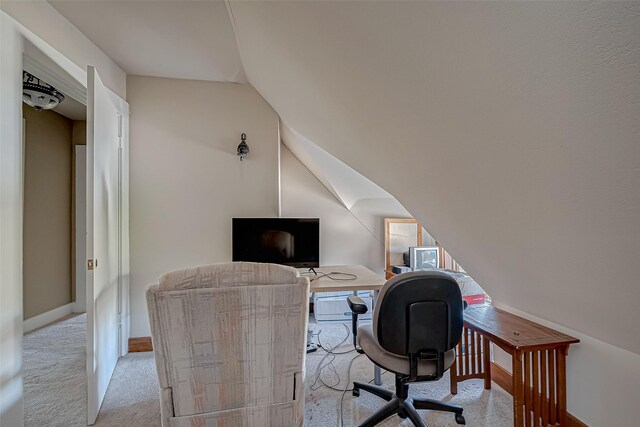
15;38;129;423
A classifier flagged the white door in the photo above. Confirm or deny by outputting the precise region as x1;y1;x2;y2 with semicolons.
86;66;129;425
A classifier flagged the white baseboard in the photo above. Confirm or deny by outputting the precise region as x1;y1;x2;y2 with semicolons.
23;303;74;333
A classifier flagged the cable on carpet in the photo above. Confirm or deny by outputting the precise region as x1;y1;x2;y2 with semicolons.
340;353;363;427
309;324;355;391
308;323;392;426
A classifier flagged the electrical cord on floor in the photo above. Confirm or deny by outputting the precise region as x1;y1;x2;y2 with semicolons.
308;323;360;426
308;323;391;426
318;326;356;355
309;324;354;391
340;353;363;427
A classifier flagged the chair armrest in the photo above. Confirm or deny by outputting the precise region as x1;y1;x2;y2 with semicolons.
347;296;367;353
347;296;368;314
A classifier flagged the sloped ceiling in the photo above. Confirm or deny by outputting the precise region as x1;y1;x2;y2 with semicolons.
48;0;246;82
281;122;402;210
229;1;640;354
281;121;416;247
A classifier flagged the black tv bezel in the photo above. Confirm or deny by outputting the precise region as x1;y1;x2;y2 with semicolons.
231;217;320;268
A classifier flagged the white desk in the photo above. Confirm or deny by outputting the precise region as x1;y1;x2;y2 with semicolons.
303;264;385;293
300;265;386;385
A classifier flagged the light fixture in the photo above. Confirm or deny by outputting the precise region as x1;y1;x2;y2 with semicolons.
237;133;249;161
22;71;65;111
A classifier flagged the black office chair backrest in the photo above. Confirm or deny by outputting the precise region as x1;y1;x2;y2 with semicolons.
374;271;463;357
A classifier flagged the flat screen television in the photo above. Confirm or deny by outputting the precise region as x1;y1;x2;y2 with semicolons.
232;218;320;268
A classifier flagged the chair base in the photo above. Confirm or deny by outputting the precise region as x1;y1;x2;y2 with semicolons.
352;380;465;427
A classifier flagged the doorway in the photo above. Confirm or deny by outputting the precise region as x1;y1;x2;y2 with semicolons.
21;64;89;426
18;40;130;425
22;70;88;330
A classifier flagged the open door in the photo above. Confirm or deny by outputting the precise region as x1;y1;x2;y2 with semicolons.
86;66;129;424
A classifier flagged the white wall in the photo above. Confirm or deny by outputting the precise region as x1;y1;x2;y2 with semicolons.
230;3;640;424
281;124;432;272
0;9;124;425
0;15;26;426
127;76;280;338
281;145;428;273
22;104;73;320
281;145;384;271
1;1;126;98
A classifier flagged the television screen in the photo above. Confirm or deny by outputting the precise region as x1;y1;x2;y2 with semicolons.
409;246;440;270
232;218;320;268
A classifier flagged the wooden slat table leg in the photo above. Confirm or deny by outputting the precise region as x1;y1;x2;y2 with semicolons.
450;349;458;395
476;332;482;379
471;330;476;375
513;350;524;427
464;329;470;377
461;306;578;427
557;346;568;427
549;349;556;426
524;352;531;427
483;337;491;390
541;350;548;426
533;351;540;427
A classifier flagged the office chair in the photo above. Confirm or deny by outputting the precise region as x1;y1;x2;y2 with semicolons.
347;271;465;427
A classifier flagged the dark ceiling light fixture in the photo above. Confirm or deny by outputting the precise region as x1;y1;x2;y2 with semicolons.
237;133;249;161
22;71;65;111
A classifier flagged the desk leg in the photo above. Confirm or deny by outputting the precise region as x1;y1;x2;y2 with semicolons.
372;290;383;386
513;350;524;427
373;290;382;386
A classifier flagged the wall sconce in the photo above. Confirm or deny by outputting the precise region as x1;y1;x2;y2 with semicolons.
237;133;249;161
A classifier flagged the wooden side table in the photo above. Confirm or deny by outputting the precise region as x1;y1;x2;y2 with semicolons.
450;305;579;427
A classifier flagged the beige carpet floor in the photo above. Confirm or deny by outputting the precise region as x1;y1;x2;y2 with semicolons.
23;313;87;427
23;314;513;426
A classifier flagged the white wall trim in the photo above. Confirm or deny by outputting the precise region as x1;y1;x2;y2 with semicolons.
23;53;87;105
23;303;73;334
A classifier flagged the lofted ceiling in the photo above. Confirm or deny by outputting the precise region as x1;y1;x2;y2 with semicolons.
281;123;401;211
228;1;640;355
48;0;246;82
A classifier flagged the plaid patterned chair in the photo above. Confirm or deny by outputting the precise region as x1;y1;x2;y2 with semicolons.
146;262;309;427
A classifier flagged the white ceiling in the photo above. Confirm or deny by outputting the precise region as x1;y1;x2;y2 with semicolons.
50;92;85;121
48;0;246;82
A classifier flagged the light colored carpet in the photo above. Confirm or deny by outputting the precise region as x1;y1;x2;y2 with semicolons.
305;322;513;426
23;315;513;426
23;313;87;427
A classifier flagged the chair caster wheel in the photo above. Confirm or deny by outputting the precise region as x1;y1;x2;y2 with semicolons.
352;388;360;397
455;414;466;425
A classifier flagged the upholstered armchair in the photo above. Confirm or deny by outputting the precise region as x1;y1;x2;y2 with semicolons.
146;262;309;427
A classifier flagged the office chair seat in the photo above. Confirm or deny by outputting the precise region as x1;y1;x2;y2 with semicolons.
357;324;456;378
